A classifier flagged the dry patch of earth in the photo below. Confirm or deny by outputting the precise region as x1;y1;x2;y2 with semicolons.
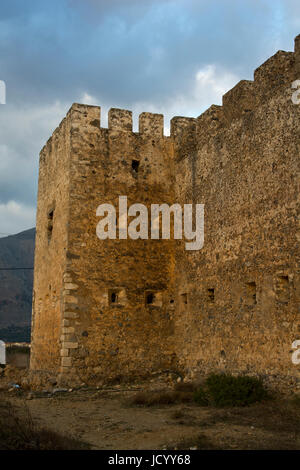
0;384;299;450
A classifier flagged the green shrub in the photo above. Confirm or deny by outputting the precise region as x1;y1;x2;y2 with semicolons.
128;390;194;407
194;374;270;407
193;387;210;406
174;382;198;393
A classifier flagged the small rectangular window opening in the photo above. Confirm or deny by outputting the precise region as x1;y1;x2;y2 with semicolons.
47;209;54;242
276;275;290;302
246;282;256;305
181;293;188;305
146;292;154;304
207;288;215;302
145;291;163;307
108;288;127;307
111;292;118;303
132;160;140;173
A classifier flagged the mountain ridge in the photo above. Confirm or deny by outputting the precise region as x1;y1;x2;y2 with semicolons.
0;227;35;342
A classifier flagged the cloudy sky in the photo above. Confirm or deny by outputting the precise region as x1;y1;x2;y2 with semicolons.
0;0;299;236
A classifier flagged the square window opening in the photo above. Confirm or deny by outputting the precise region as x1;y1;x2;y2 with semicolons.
108;288;127;307
145;291;162;307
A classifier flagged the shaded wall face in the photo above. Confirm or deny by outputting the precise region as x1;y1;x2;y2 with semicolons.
59;106;176;383
173;60;300;384
30;116;71;373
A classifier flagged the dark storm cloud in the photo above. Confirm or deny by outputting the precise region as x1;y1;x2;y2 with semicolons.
0;0;299;234
0;0;297;106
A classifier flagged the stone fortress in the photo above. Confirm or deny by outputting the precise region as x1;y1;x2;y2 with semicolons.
30;35;300;389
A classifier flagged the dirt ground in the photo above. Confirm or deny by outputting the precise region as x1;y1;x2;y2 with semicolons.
1;384;300;450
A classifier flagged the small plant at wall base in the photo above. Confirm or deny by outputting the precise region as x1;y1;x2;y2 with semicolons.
193;374;271;407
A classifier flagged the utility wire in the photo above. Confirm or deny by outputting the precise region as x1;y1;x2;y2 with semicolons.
0;267;34;270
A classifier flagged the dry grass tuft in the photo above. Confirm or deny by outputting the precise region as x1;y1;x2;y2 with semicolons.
174;382;198;393
0;399;89;450
127;390;194;407
167;433;215;450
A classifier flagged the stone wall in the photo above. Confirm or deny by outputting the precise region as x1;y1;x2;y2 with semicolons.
60;104;177;384
173;38;300;389
31;104;177;384
31;35;300;389
30;114;72;373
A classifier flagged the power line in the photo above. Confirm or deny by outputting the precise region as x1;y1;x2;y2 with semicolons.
0;267;34;271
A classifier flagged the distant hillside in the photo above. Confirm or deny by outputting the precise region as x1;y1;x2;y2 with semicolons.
0;228;35;342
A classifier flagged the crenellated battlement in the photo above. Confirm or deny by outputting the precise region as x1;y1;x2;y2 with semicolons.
72;105;169;138
170;116;196;140
39;116;67;163
193;34;300;145
222;80;256;123
40;103;197;161
40;34;300;166
196;104;226;144
69;103;100;126
170;116;197;161
108;108;132;131
139;112;164;137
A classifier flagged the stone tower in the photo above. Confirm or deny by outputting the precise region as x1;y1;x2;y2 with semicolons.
30;105;180;384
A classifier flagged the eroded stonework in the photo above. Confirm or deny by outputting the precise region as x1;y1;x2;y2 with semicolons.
30;36;300;389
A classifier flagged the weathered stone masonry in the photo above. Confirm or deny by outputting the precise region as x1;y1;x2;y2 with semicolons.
31;36;300;389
